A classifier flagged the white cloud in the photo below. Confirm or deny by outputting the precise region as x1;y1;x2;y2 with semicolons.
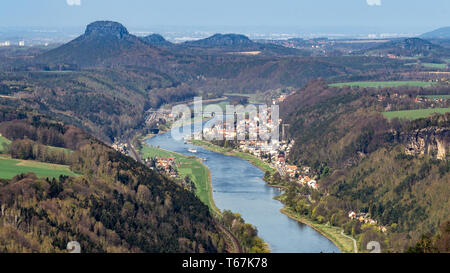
366;0;382;6
66;0;81;6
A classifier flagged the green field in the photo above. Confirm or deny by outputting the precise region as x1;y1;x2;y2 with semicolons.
0;156;79;179
422;63;447;69
0;136;11;153
329;81;436;88
382;108;450;120
404;63;447;69
140;144;220;215
421;95;450;99
224;92;266;104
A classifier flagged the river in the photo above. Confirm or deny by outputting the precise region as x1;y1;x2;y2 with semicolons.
145;121;340;253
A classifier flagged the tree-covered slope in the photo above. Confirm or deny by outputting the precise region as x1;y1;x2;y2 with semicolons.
280;80;450;251
0;108;225;253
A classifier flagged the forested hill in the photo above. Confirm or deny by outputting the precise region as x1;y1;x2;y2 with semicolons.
421;27;450;39
178;33;307;56
356;38;450;59
35;21;169;68
4;21;405;144
0;107;225;253
183;34;255;48
142;34;173;47
280;80;449;251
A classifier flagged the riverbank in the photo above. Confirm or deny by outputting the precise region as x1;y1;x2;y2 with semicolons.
139;139;221;217
280;208;357;253
190;139;356;253
191;139;276;175
142;134;270;253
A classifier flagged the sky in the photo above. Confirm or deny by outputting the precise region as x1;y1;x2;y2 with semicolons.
0;0;449;34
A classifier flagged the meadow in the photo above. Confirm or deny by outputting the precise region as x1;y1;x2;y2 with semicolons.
140;144;220;215
382;107;450;120
421;95;450;99
421;63;447;69
0;155;79;179
404;62;447;70
224;92;266;104
329;81;436;88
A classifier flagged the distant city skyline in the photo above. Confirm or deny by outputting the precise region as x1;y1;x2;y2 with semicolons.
0;0;448;34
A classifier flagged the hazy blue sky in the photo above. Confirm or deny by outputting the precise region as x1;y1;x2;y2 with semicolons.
1;0;449;32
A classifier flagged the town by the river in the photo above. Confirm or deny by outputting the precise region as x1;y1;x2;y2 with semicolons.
145;120;340;253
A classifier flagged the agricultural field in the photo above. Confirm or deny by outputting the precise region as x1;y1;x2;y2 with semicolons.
404;62;447;69
140;144;219;215
202;101;229;111
224;92;266;104
329;81;436;88
382;107;450;120
422;63;447;69
421;94;450;99
0;155;79;179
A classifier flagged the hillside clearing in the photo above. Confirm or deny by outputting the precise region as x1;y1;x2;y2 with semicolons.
382;107;450;120
0;155;79;179
329;81;436;88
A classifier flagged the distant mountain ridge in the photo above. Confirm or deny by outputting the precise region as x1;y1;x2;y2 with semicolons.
179;33;308;56
421;27;450;39
356;37;450;58
36;21;305;67
142;34;173;46
182;34;255;48
35;21;162;67
85;21;129;38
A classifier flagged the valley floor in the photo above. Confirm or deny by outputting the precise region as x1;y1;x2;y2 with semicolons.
189;139;358;253
139;138;221;216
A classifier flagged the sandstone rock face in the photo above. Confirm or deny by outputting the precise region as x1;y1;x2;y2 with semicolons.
85;21;129;38
399;127;449;160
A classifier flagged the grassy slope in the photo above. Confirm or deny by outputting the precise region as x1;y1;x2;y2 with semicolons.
0;136;11;153
422;63;447;69
422;95;450;99
0;135;76;179
329;81;436;88
382;107;450;120
140;144;220;216
0;155;78;179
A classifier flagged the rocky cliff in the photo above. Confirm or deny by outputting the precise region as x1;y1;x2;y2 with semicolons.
398;127;449;160
84;21;130;38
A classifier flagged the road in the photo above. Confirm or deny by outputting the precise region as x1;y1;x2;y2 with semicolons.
340;229;358;253
274;164;285;177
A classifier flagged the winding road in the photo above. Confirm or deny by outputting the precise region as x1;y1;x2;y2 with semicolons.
340;229;358;253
